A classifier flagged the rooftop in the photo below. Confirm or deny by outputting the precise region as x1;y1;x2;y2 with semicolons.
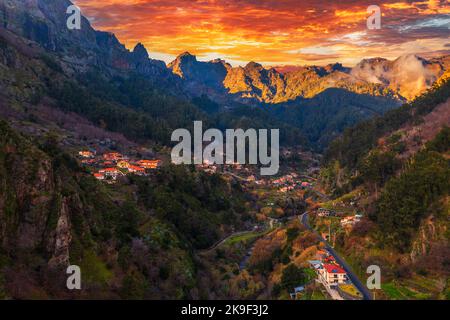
323;264;346;274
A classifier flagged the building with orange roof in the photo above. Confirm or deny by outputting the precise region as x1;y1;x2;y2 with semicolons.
128;165;146;175
93;173;105;180
316;250;329;261
103;152;123;161
117;160;131;169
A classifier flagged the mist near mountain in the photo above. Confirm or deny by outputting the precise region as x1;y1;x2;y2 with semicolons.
351;54;446;100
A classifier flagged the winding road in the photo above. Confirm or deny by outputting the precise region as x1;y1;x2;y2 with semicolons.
200;230;255;254
300;212;373;300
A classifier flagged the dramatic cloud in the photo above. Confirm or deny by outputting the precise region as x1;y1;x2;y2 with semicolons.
73;0;450;66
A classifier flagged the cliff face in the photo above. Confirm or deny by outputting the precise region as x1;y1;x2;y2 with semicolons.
168;52;231;98
0;122;69;266
410;212;448;261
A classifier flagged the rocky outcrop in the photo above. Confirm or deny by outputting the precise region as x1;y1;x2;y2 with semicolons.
0;0;171;78
410;213;448;262
168;52;231;96
0;122;77;269
48;197;72;268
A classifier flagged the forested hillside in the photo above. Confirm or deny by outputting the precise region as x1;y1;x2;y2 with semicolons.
319;74;450;299
0;120;254;298
324;71;450;174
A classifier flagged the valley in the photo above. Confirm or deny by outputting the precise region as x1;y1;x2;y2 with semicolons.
0;0;449;301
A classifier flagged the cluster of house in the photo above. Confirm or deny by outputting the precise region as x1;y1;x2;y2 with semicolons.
196;162;270;186
78;150;161;183
196;161;250;175
196;161;219;174
271;174;312;193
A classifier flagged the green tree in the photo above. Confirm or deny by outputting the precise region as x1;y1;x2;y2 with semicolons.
280;264;308;290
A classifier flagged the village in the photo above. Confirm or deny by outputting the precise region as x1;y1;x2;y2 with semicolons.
197;160;314;193
78;150;161;183
195;158;367;300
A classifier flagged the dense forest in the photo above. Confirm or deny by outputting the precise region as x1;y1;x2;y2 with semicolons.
374;131;449;251
271;88;400;149
321;74;450;252
324;73;450;171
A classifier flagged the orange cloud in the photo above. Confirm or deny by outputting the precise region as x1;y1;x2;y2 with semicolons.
73;0;450;66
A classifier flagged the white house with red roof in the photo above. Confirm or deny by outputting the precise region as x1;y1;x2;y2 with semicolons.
319;264;348;287
341;215;362;227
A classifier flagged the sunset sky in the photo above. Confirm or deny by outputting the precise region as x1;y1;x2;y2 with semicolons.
73;0;450;66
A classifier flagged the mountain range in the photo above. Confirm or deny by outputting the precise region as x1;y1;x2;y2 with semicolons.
2;0;448;151
168;51;449;103
2;0;448;107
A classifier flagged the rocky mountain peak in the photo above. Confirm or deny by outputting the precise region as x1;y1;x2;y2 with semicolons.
245;61;264;70
132;42;149;60
210;58;232;70
178;51;197;60
1;0;170;78
324;63;349;74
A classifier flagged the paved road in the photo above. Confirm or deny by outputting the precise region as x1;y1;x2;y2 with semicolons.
300;212;373;300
